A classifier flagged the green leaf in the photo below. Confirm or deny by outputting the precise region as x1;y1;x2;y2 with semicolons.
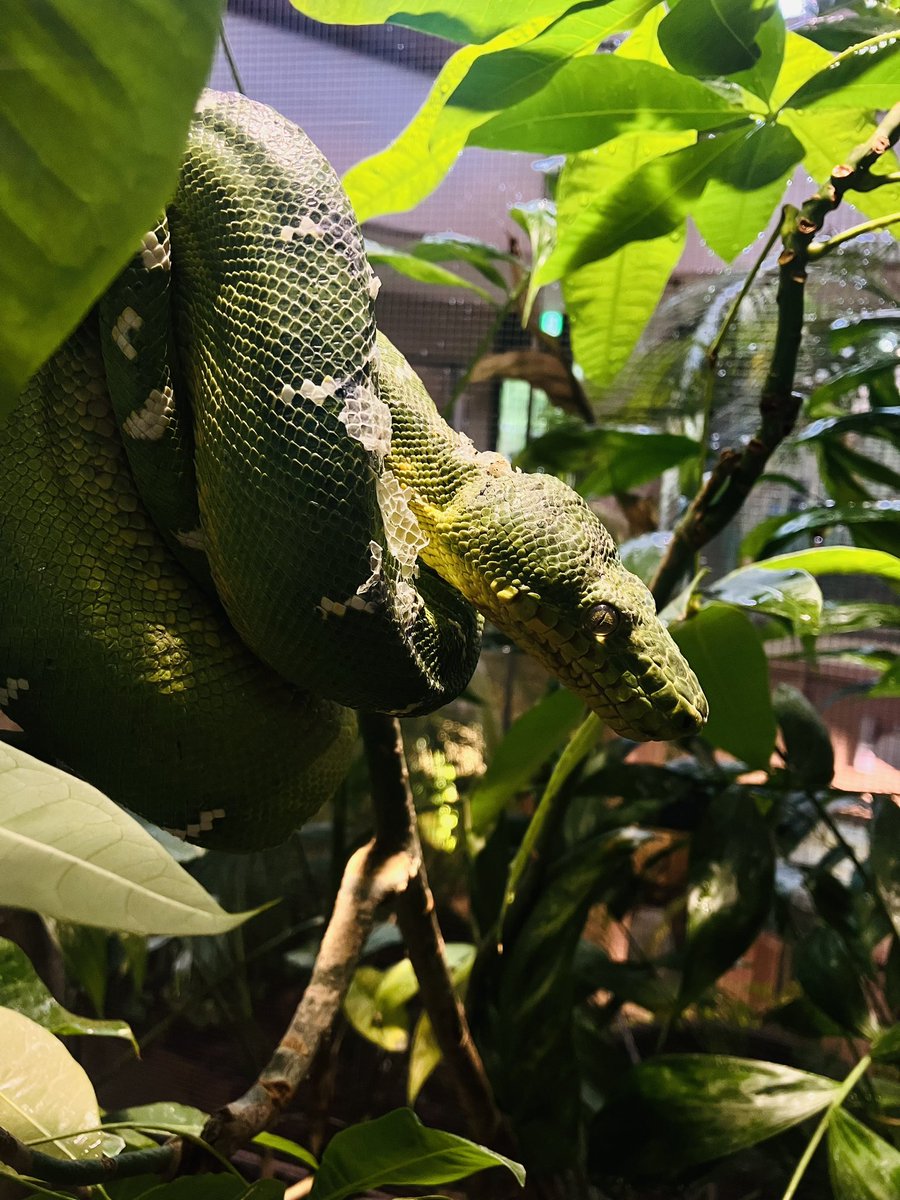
104;1102;207;1138
872;658;900;698
725;7;785;105
0;936;135;1049
468;687;585;836
658;0;777;78
770;30;832;110
407;945;474;1105
0;1006;104;1160
680;791;774;1005
509;200;558;323
796;925;872;1034
818;600;900;638
772;684;835;789
872;1023;900;1064
794;407;900;445
308;1108;524;1200
707;565;822;634
538;125;798;284
742;502;900;560
592;1054;839;1173
290;0;575;44
0;743;254;935
364;241;496;303
342;0;655;221
558;132;693;391
0;0;221;416
871;798;900;941
253;1131;318;1171
407;233;516;290
829;1108;900;1200
472;56;741;153
693;123;799;261
343;965;411;1053
784;31;900;110
753;546;900;583
671;604;777;768
516;424;699;496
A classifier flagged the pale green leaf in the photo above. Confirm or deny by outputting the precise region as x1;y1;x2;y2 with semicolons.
290;0;576;44
616;4;672;68
344;965;410;1053
0;936;136;1050
770;31;831;110
0;744;255;935
0;1006;103;1160
725;7;785;106
707;565;822;633
471;56;741;153
784;31;900;110
829;1108;900;1200
253;1131;319;1171
364;240;496;302
0;0;221;417
752;546;900;582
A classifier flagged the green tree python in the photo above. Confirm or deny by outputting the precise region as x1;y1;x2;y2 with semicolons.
0;92;707;850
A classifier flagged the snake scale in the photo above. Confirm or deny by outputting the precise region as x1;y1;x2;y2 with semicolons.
0;92;707;850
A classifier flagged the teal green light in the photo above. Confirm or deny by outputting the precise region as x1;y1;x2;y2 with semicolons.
538;309;564;337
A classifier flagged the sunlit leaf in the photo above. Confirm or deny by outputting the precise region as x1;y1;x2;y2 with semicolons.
707;565;822;634
658;0;777;77
364;240;496;302
291;0;576;43
407;945;474;1105
725;7;785;104
752;545;900;583
829;1108;900;1200
770;30;832;109
0;744;254;935
0;0;221;416
344;965;411;1053
784;31;900;110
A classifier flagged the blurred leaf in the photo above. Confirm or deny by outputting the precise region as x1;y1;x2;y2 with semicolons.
772;684;835;789
291;0;578;43
55;923;109;1017
794;406;900;445
591;1054;839;1173
407;945;474;1105
365;240;496;302
753;545;900;583
872;658;900;698
871;798;900;941
104;1101;207;1137
558;131;693;391
707;565;822;634
818;601;900;637
469;349;585;416
620;532;674;586
0;936;135;1050
308;1108;524;1199
468;687;584;837
253;1131;318;1171
0;1006;104;1159
784;30;900;109
658;0;778;77
516;425;699;497
573;943;678;1013
510;199;557;324
343;965;410;1053
770;30;832;109
473;56;742;153
407;233;516;290
741;502;900;560
872;1023;900;1065
671;604;777;768
680;790;775;1005
829;1108;900;1200
0;0;221;414
538;124;801;284
802;5;900;52
795;925;871;1034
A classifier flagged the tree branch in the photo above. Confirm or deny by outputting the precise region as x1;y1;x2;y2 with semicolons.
809;210;900;257
0;1128;177;1187
649;104;900;608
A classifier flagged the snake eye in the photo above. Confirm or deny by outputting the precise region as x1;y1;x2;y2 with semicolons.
587;602;621;636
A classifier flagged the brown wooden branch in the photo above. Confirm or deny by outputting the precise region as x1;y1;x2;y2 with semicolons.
649;104;900;608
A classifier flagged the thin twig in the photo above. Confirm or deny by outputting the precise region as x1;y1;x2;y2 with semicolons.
809;211;900;257
219;20;246;95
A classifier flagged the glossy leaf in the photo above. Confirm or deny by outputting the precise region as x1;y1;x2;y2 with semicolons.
0;0;221;416
871;798;900;941
516;424;699;496
818;601;900;638
784;31;900;110
308;1108;524;1199
364;241;496;302
725;7;785;104
680;791;775;1005
558;131;693;392
407;233;516;290
0;1006;103;1159
742;502;900;560
253;1131;319;1171
794;407;900;445
658;0;778;77
671;604;777;768
509;200;557;323
472;56;741;153
772;684;835;789
829;1108;900;1200
290;0;575;43
104;1101;207;1137
0;936;135;1049
592;1054;839;1172
796;925;871;1034
0;743;254;935
707;565;822;634
468;687;584;836
753;545;900;583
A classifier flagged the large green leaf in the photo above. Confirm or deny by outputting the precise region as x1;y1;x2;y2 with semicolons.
468;687;584;836
0;743;253;935
0;1006;104;1160
794;407;900;445
680;790;775;1005
707;564;822;634
0;0;221;417
0;936;135;1049
742;502;900;560
592;1055;839;1173
291;0;575;43
342;0;654;221
770;30;832;110
405;233;516;290
772;683;835;789
658;0;777;77
795;925;872;1034
308;1108;524;1199
693;123;799;261
364;240;496;302
753;545;900;583
784;31;900;110
725;7;785;105
557;131;693;392
671;604;777;768
472;56;741;153
829;1109;900;1200
537;124;800;284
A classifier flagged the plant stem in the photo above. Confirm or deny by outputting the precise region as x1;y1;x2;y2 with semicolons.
810;211;900;257
219;20;246;95
780;1054;871;1200
0;1128;177;1187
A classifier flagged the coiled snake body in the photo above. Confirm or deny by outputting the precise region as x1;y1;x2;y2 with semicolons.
0;93;707;850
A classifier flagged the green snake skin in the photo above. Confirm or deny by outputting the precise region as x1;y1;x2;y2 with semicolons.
0;92;707;850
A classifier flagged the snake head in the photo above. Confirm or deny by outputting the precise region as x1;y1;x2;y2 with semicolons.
414;465;708;742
